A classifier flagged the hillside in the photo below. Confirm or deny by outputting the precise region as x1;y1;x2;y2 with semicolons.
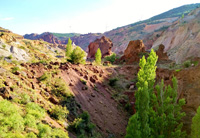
152;7;200;63
24;3;200;54
2;22;200;137
0;27;130;138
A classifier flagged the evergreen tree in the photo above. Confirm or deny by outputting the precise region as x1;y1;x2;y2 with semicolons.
150;77;186;138
70;47;86;64
191;106;200;138
66;38;73;58
126;49;157;138
126;49;186;138
95;48;102;65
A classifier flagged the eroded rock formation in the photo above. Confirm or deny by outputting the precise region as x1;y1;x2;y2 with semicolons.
120;40;145;64
87;36;113;59
156;44;170;61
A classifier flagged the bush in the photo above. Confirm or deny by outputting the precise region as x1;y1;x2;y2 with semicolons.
38;72;50;82
25;102;45;119
109;78;118;87
104;53;117;64
0;100;24;136
183;60;191;68
11;66;20;73
70;47;86;64
26;132;37;138
51;78;72;97
2;44;6;49
50;105;69;120
37;123;69;138
20;93;31;104
68;111;95;137
7;55;13;59
61;96;79;117
80;78;87;85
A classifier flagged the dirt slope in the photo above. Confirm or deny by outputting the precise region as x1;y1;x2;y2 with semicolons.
60;63;128;137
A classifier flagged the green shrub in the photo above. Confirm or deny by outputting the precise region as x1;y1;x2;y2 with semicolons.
192;60;199;66
19;46;26;50
104;53;117;64
25;102;45;119
61;96;79;117
109;78;118;87
176;69;181;72
37;123;69;138
20;93;31;104
39;60;48;64
7;55;13;59
2;44;6;49
24;114;37;129
70;47;86;64
183;60;191;68
37;123;52;138
26;132;37;138
50;105;69;120
11;66;20;73
0;100;24;136
0;32;4;36
80;78;87;85
52;128;69;138
51;78;72;97
38;72;50;82
68;111;95;137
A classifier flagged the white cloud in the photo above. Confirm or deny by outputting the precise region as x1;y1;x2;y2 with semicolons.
1;17;14;21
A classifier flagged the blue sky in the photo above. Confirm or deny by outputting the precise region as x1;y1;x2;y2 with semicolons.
0;0;199;35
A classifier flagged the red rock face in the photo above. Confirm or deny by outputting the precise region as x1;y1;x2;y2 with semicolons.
87;36;113;59
120;40;145;64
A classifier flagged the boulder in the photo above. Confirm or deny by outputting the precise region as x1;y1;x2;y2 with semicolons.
120;40;145;64
87;36;113;59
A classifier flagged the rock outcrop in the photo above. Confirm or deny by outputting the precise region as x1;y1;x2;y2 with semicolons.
156;44;170;61
120;40;145;64
87;36;113;59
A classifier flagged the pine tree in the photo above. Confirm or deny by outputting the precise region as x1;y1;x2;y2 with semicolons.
66;38;73;59
191;106;200;138
150;77;186;138
126;49;157;138
95;48;102;65
126;49;186;138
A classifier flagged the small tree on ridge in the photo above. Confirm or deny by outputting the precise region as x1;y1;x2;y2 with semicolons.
95;48;102;65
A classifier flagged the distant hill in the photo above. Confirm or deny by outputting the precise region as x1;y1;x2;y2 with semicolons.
24;3;200;53
51;33;80;41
